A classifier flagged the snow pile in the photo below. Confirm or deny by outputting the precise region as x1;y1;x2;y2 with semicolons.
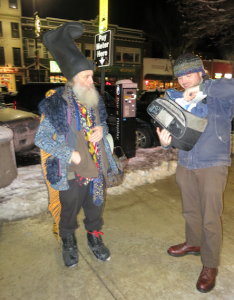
0;165;48;221
107;147;178;195
0;147;178;221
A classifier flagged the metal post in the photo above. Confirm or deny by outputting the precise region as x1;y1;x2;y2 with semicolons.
33;0;40;82
101;67;105;96
35;36;40;82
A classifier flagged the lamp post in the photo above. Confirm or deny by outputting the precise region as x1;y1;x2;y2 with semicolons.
33;0;40;82
99;0;108;96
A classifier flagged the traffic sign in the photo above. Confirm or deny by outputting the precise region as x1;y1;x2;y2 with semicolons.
95;30;113;67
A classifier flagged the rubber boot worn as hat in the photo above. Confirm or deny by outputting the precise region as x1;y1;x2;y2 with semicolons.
42;22;96;81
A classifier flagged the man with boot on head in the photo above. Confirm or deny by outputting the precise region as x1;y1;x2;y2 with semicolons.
35;22;115;268
157;53;234;293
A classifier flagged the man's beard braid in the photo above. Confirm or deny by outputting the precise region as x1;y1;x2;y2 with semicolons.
72;81;99;108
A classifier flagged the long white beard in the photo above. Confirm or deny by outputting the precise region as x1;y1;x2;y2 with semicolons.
72;81;99;108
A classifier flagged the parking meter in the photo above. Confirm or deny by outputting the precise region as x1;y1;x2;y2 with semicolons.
115;79;137;158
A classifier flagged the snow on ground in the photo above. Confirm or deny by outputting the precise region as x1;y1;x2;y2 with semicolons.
0;147;178;221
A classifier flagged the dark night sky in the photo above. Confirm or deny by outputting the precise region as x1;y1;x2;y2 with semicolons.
21;0;145;30
21;0;221;58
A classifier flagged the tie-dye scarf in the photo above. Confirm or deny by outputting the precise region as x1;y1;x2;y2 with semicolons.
67;86;104;206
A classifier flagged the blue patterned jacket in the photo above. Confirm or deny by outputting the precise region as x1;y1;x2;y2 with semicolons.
35;86;116;190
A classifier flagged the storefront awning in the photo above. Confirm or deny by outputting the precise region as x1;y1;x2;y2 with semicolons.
144;74;173;80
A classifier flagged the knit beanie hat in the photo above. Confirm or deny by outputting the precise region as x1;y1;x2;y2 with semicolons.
173;53;206;78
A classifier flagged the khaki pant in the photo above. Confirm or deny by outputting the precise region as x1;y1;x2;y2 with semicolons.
176;164;228;268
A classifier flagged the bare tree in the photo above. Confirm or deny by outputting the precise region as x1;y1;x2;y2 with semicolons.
170;0;234;45
143;1;200;81
144;0;203;84
144;1;199;59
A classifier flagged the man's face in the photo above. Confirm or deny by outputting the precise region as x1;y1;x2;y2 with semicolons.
75;70;94;88
72;69;99;108
178;72;203;90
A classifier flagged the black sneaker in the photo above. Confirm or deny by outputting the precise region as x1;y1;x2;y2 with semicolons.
87;230;111;261
62;233;79;268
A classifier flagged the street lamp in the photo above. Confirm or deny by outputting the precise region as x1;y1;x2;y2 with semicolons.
33;0;40;82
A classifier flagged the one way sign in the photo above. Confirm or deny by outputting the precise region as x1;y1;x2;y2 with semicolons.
94;30;113;67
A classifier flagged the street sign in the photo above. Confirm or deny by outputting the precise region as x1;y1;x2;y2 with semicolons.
95;30;113;67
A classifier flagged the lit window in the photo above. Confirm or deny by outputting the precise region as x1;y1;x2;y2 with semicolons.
9;0;18;9
215;73;222;79
224;73;232;79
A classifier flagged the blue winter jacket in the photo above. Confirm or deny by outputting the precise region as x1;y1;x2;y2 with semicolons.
178;78;234;169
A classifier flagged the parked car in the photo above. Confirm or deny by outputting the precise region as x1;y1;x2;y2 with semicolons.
13;82;65;114
138;89;165;105
0;84;18;104
136;100;161;148
0;103;40;153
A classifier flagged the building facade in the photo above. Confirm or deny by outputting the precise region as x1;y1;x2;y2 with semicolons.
143;58;181;90
203;59;233;79
143;57;233;91
0;0;24;91
21;17;145;89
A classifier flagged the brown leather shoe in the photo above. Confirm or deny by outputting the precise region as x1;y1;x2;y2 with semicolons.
167;242;200;257
196;266;217;293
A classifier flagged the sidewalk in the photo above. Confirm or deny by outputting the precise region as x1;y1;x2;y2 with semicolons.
0;158;234;300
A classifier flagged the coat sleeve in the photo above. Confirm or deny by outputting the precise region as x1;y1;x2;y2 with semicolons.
35;116;74;163
98;94;108;122
97;94;109;138
203;78;234;105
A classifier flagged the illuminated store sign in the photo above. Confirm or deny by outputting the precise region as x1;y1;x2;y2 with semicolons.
50;61;61;73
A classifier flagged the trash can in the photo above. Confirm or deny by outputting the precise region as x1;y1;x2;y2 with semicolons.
231;133;234;154
0;127;17;188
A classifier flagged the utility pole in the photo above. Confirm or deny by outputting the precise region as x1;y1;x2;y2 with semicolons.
99;0;108;96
